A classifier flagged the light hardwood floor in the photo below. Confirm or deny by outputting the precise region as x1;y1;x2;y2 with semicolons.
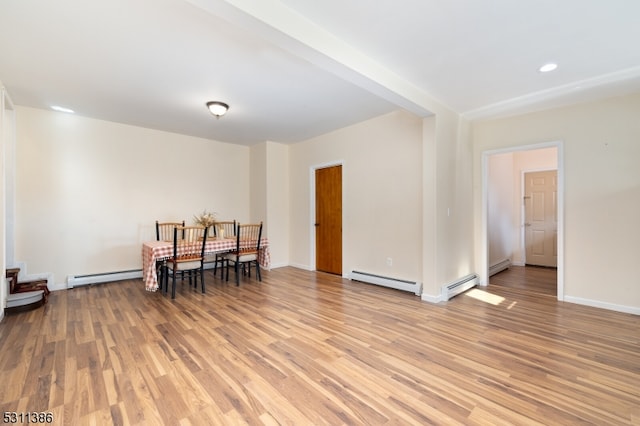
489;265;557;297
0;267;638;425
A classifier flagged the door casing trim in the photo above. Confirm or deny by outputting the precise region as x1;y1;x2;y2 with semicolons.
481;140;564;301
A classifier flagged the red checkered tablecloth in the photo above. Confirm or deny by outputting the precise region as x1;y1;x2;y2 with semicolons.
142;238;270;291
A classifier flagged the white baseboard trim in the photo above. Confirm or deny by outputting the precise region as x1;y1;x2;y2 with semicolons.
49;282;68;292
288;262;312;271
421;292;445;304
564;296;640;315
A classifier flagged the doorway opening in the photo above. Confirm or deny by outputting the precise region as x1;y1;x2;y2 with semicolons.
481;141;563;300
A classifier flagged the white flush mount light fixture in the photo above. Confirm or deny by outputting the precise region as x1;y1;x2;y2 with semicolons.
539;63;558;73
206;101;229;118
51;105;75;113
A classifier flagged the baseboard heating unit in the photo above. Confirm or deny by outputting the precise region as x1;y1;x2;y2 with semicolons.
350;270;422;295
443;273;479;301
489;259;511;277
67;269;142;288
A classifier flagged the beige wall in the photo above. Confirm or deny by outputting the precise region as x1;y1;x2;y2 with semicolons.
487;152;514;266
249;141;289;268
473;93;640;313
289;111;424;283
433;111;475;291
14;106;250;287
420;110;476;300
249;142;267;225
265;142;290;268
287;107;475;301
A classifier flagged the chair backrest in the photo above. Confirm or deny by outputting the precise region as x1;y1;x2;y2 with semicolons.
156;220;185;241
212;220;236;238
235;222;263;253
172;225;207;261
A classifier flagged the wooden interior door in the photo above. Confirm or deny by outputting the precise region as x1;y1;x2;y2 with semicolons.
524;170;557;267
315;165;342;275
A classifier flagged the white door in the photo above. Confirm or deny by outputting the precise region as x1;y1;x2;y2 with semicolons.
524;170;557;267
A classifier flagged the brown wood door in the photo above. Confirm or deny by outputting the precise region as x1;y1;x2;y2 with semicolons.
315;165;342;275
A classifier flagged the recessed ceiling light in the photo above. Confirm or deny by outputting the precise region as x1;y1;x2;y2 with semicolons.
539;63;558;73
51;105;75;113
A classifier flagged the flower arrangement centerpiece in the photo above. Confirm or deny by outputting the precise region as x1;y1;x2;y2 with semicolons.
193;210;217;229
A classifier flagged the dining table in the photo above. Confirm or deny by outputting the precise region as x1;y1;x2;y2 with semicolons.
142;237;270;292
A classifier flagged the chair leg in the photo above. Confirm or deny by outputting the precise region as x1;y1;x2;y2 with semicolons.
171;269;177;299
200;267;205;293
214;256;220;277
220;257;227;277
235;262;240;286
163;266;169;294
255;261;261;282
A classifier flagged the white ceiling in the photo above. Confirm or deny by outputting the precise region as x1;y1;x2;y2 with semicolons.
1;0;639;146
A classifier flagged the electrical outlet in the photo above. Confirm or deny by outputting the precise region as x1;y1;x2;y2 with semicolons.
386;257;393;266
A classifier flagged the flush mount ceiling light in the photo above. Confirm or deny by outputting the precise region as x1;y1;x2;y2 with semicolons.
206;101;229;118
539;63;558;73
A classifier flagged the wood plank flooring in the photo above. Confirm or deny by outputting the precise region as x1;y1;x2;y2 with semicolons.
489;265;557;297
0;267;638;425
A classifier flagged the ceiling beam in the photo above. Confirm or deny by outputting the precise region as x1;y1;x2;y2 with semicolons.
183;0;445;117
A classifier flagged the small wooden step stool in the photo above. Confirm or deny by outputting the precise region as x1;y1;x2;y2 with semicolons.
5;268;49;314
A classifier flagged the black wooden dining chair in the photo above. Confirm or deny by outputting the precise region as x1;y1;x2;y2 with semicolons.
155;220;185;290
204;220;237;277
224;222;263;286
163;225;208;298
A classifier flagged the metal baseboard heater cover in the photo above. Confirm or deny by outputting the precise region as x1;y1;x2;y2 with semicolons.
350;270;422;295
489;259;511;277
443;273;479;300
67;269;142;288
